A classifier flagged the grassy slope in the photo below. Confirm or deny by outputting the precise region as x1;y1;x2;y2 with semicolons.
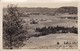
21;14;78;49
21;33;78;49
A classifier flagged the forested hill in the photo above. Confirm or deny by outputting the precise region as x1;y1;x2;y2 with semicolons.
55;7;77;14
3;6;77;15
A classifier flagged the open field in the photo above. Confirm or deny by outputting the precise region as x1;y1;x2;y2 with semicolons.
22;15;77;28
21;33;78;49
19;14;78;49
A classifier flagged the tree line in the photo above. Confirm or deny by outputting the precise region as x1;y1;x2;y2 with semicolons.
35;26;78;36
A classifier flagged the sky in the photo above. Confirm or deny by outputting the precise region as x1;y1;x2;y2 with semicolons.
2;0;78;8
2;0;77;3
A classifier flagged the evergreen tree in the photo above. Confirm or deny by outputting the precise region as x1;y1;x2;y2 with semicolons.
3;4;27;49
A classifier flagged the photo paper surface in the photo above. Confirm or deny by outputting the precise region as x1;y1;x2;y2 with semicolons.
0;0;79;50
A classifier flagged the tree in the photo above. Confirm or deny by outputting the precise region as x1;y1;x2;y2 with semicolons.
3;4;27;49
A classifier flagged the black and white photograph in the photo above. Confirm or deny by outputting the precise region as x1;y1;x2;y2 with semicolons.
3;0;78;49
